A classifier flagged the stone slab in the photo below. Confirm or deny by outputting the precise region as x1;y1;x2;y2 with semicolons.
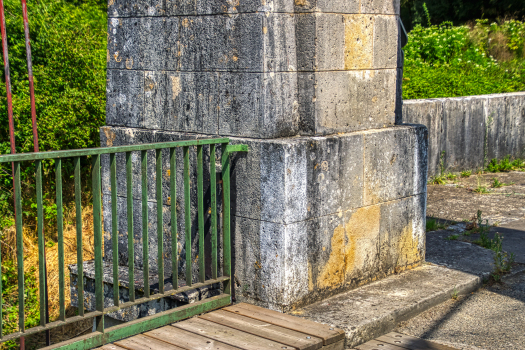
293;264;484;348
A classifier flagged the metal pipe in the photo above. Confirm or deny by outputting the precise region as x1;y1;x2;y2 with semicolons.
20;0;50;345
0;1;24;349
21;0;38;152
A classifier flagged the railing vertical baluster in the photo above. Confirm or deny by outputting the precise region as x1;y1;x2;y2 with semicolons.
14;162;24;333
210;145;217;280
92;154;104;332
110;154;119;306
126;152;135;302
170;148;178;290
156;149;164;294
74;157;84;317
183;146;191;287
56;158;65;321
141;151;149;297
197;145;205;283
221;145;231;295
36;160;46;326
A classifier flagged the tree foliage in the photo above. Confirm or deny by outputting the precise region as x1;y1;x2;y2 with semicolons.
0;0;107;226
403;20;525;99
401;0;525;30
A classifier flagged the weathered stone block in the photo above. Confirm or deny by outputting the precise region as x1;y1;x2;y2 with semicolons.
442;97;486;172
108;0;165;17
363;125;428;206
294;13;346;71
361;0;400;15
218;72;300;138
505;93;525;158
314;69;397;134
402;99;444;176
143;71;219;134
486;95;509;162
344;14;374;70
233;194;426;311
107;17;179;71
265;13;298;72
379;194;426;274
179;14;264;72
373;15;399;69
166;0;263;16
106;70;145;128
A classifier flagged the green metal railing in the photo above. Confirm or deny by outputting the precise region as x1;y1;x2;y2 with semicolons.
0;137;247;349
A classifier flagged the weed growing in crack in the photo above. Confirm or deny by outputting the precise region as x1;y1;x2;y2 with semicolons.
451;287;459;300
426;218;447;232
461;170;472;178
446;234;459;240
491;177;510;188
474;177;490;193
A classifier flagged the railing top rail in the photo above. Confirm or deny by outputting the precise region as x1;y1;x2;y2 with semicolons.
0;137;230;163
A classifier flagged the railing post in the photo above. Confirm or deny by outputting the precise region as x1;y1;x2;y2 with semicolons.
221;145;231;297
92;154;104;332
14;161;24;333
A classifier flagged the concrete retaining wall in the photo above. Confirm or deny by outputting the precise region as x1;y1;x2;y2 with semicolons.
401;92;525;177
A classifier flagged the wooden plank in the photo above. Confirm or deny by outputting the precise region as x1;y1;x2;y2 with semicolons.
97;345;127;350
115;334;186;350
355;340;407;350
223;303;345;346
145;325;240;350
173;317;296;350
377;333;459;350
200;310;323;350
322;339;345;350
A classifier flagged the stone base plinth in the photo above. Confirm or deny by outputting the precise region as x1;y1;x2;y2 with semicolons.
69;261;221;322
98;124;428;312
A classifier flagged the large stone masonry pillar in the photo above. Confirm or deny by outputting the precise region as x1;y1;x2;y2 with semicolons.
102;0;428;312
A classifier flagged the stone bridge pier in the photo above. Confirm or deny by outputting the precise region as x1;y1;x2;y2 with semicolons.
101;0;428;312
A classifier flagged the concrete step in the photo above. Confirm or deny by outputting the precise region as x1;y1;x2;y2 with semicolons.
291;264;484;348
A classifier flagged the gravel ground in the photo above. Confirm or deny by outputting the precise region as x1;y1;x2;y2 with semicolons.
396;270;525;350
396;171;525;350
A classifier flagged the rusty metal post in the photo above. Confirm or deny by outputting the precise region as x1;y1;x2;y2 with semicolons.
20;0;50;345
0;1;24;349
20;0;38;152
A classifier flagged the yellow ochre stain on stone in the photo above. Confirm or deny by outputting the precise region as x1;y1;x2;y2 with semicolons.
295;0;309;6
170;76;182;100
344;15;374;70
397;223;421;267
102;127;116;147
316;206;381;290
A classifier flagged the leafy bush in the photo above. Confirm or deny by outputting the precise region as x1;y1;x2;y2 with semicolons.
403;20;525;99
0;0;107;227
486;155;525;172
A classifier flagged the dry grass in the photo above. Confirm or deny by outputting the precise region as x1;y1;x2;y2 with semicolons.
1;204;95;322
488;31;514;61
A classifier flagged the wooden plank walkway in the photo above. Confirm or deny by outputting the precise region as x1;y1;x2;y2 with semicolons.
97;304;458;350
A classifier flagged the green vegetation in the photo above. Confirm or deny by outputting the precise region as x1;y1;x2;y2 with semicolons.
426;218;447;232
0;0;107;344
403;19;525;99
401;1;525;30
0;0;107;227
486;156;525;172
460;170;472;178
